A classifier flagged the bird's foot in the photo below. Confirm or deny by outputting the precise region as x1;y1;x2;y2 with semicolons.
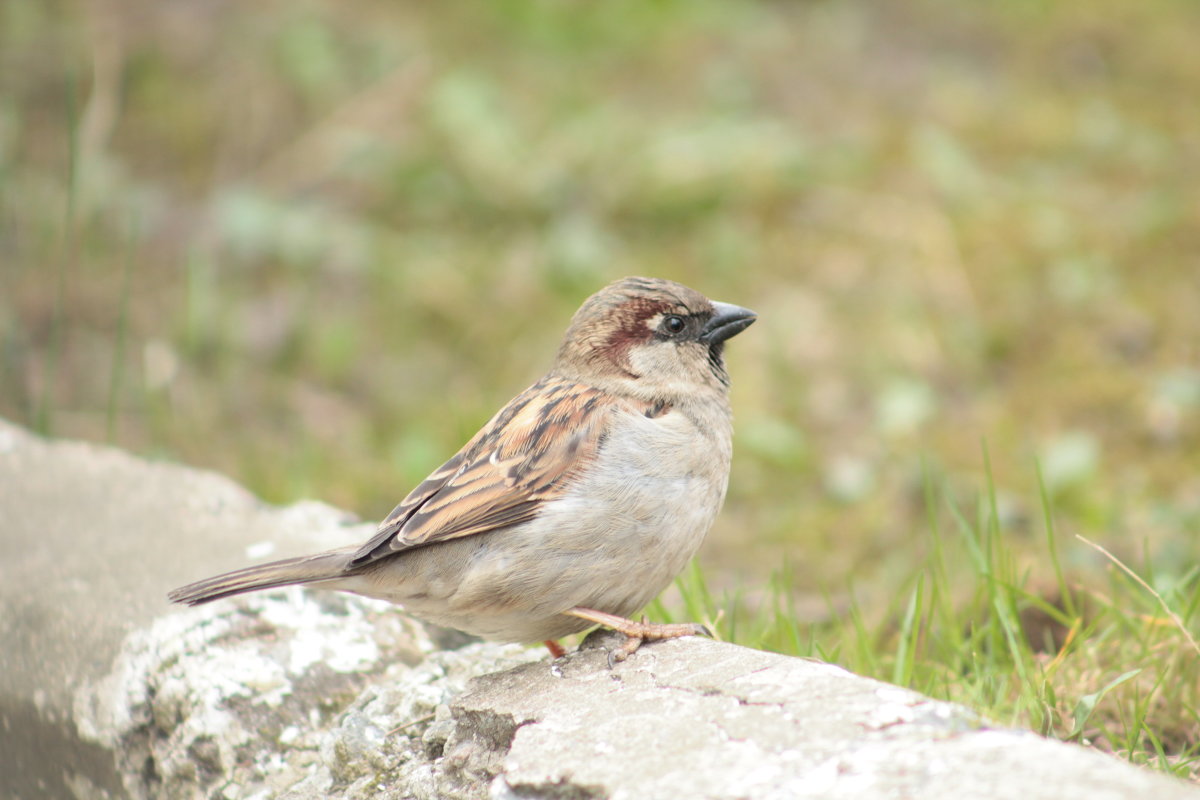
565;607;711;667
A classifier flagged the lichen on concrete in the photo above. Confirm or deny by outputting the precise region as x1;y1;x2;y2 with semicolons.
75;588;540;800
80;608;1200;800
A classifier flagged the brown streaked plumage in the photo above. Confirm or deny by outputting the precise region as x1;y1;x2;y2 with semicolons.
169;277;756;662
351;377;616;566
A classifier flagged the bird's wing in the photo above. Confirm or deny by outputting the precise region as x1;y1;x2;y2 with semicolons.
349;375;629;567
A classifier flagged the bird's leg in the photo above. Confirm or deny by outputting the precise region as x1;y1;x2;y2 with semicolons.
565;607;712;666
542;639;567;658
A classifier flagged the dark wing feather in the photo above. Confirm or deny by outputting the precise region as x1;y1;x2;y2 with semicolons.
349;376;618;568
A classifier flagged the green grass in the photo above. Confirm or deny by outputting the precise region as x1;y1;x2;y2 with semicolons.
652;458;1200;779
2;0;1199;783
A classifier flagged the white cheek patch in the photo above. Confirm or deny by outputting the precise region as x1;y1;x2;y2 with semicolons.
628;344;683;383
644;313;664;332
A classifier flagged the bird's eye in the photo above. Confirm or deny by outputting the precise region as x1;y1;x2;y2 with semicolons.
662;315;686;334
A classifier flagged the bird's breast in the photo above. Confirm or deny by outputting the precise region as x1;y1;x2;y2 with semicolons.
535;404;732;558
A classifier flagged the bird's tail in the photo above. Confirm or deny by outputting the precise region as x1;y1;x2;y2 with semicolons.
167;549;356;606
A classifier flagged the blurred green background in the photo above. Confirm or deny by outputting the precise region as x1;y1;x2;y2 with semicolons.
2;0;1199;771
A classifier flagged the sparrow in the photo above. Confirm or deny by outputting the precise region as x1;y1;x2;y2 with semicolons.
169;276;756;663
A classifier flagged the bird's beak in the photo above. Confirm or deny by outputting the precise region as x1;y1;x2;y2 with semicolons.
700;301;757;345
